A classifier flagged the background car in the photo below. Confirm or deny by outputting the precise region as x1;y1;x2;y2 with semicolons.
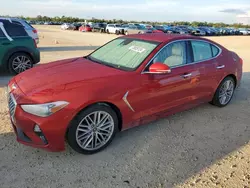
146;27;163;33
124;25;147;35
7;33;242;154
186;26;206;36
106;24;123;34
73;23;82;30
239;28;250;35
61;23;76;30
92;23;107;33
0;19;40;74
0;17;39;44
79;24;92;32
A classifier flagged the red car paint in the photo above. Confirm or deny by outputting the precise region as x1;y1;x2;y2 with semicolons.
8;34;242;151
79;25;92;32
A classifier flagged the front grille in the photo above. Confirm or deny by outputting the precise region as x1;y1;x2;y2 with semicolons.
8;93;17;118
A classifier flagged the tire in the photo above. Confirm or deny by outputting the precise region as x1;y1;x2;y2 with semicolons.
211;77;235;107
107;29;110;34
8;52;33;75
67;104;119;154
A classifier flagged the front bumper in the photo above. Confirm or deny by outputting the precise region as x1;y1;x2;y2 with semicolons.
7;86;71;152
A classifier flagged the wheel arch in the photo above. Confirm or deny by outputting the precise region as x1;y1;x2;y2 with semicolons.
66;101;123;136
3;47;34;69
225;74;237;87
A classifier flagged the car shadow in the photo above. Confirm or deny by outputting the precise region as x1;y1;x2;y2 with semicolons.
39;46;99;52
0;73;250;187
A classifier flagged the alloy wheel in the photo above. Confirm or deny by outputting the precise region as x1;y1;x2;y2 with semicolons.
12;56;32;73
219;80;234;105
75;111;114;151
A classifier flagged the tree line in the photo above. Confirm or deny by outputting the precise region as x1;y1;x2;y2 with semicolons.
1;15;250;28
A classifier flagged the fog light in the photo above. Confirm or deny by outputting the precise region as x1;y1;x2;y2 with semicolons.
34;124;41;133
34;124;48;145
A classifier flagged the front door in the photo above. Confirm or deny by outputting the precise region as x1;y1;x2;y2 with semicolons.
136;41;202;123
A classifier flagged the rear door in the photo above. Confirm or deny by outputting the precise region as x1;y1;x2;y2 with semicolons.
189;40;224;100
0;22;14;67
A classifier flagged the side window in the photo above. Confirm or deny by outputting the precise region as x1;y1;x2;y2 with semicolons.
153;41;187;67
4;22;28;37
191;41;212;62
211;45;220;57
0;29;5;37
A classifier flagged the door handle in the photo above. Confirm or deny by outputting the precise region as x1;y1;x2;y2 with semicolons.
216;65;225;69
1;42;11;46
182;73;192;79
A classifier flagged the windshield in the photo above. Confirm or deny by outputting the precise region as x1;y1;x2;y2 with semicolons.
88;38;159;71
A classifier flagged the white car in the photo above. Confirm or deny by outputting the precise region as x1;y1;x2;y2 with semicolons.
61;23;75;30
0;17;39;44
239;28;250;35
106;24;122;34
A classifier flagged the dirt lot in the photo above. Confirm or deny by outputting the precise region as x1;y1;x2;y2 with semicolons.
0;25;250;188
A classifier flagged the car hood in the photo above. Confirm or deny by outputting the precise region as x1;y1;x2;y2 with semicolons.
14;57;126;96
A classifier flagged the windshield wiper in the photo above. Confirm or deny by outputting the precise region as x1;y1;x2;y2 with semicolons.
86;56;103;64
86;56;122;70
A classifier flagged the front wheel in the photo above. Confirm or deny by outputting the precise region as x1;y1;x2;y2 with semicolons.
8;52;33;75
67;104;118;154
211;77;235;107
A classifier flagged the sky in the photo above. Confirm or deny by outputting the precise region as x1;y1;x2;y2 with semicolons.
1;0;250;24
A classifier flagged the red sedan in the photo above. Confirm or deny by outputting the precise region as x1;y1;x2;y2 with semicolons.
79;24;92;32
7;34;242;154
148;27;163;33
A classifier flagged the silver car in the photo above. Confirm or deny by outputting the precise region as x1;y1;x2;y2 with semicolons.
124;25;147;35
0;17;39;44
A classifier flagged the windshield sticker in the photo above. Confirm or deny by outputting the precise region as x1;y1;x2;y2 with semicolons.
129;46;146;53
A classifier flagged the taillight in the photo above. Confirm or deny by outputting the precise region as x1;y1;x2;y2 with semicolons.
32;29;37;34
33;39;37;48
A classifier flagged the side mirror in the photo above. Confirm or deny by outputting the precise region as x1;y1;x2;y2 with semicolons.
148;63;171;74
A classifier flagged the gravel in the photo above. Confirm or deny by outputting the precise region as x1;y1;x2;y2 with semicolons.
0;26;250;188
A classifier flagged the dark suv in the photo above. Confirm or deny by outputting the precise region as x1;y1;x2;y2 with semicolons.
0;19;40;74
92;23;107;33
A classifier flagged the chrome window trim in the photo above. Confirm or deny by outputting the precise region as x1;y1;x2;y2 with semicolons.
141;39;222;74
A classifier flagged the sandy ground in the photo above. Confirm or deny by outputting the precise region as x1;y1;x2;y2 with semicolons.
0;25;250;188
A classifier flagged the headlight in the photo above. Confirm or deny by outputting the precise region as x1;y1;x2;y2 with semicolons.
21;101;69;117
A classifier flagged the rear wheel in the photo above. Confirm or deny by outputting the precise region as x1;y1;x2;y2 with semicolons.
211;77;235;107
67;104;118;154
8;52;33;75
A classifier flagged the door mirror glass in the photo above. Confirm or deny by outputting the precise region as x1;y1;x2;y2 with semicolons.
149;63;171;74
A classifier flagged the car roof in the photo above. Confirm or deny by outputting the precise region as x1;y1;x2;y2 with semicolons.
123;33;202;43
